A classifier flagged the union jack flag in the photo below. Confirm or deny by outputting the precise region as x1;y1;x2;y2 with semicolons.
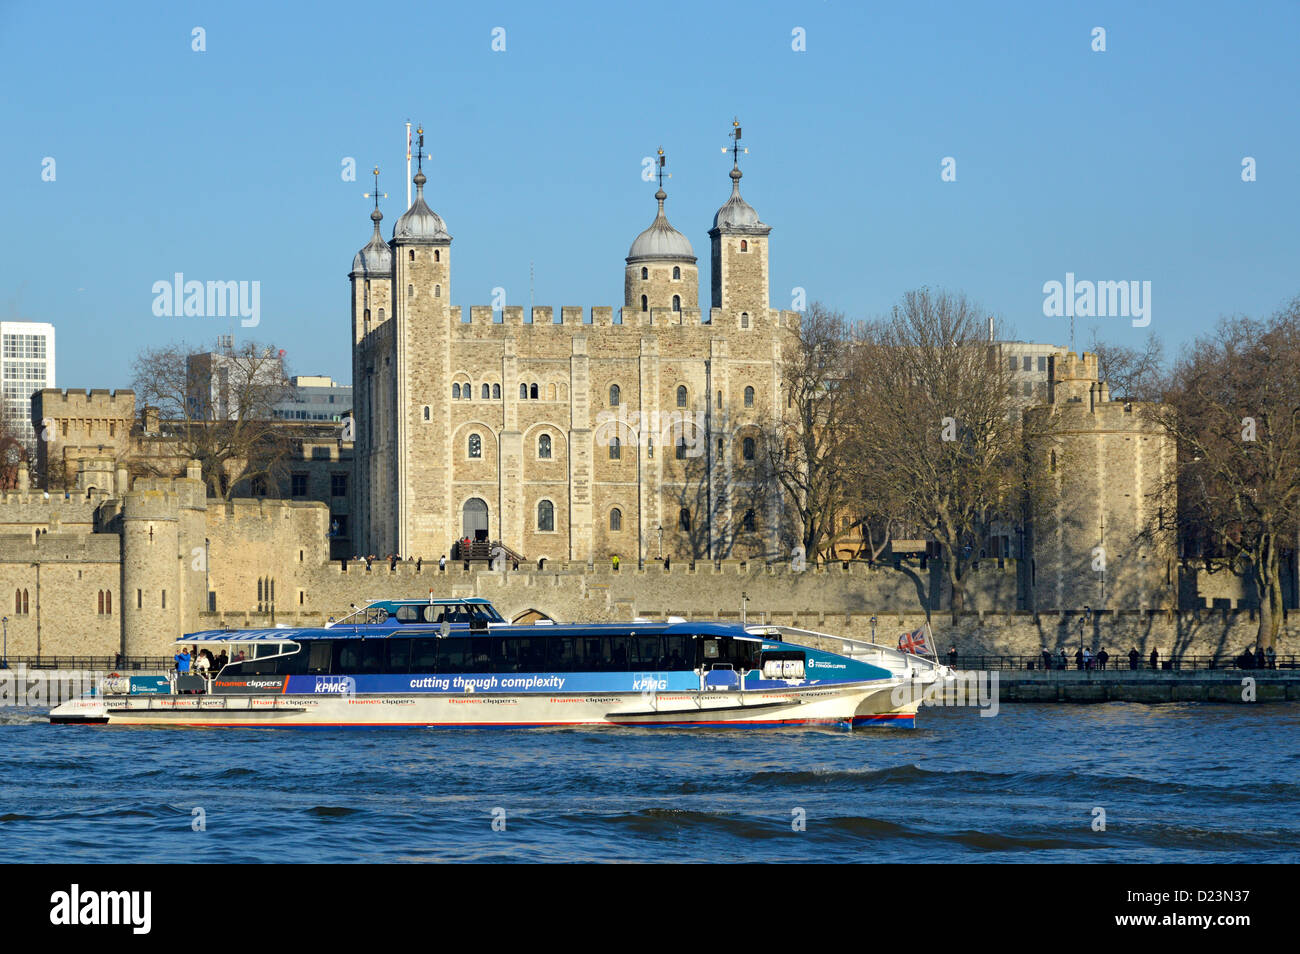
898;626;933;656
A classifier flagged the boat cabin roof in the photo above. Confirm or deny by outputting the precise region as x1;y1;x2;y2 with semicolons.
179;620;762;644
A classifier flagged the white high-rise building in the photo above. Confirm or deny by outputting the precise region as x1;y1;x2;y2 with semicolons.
1;321;56;446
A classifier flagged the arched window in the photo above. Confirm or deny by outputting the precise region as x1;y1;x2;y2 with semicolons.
609;437;621;460
610;508;622;531
468;434;482;459
377;308;384;321
435;285;441;297
740;239;748;252
676;435;688;460
520;383;528;399
434;249;441;262
672;266;681;280
676;385;687;407
672;295;681;312
409;250;414;262
105;590;111;614
743;436;755;461
463;385;471;400
679;508;691;531
743;509;756;532
640;295;648;312
530;383;539;400
744;386;755;407
640;267;648;279
408;284;414;297
21;589;28;615
741;312;749;328
452;383;461;400
97;590;104;614
482;383;490;400
423;406;431;421
14;589;21;613
609;384;620;407
492;383;501;399
538;434;552;459
537;499;555;532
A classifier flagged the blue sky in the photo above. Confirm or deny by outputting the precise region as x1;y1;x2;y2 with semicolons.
3;0;1297;387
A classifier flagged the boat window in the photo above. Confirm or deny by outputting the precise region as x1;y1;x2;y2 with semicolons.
546;637;579;672
396;605;421;622
278;646;311;675
307;642;332;674
436;638;472;673
387;638;413;673
633;636;661;668
411;637;440;672
663;635;695;670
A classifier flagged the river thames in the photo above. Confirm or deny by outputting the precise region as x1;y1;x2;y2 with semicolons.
3;703;1297;863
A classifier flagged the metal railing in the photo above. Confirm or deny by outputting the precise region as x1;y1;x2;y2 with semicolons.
948;654;1298;672
0;656;174;671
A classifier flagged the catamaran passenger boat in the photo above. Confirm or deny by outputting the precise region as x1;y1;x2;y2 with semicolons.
49;598;950;729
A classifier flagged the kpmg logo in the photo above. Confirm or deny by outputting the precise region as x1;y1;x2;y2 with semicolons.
313;675;356;695
632;674;667;693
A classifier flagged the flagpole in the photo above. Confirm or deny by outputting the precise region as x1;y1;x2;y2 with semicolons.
405;121;412;208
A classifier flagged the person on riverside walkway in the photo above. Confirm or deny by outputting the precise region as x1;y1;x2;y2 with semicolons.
1128;647;1140;670
1097;648;1109;671
1150;648;1160;670
1075;648;1085;671
948;646;958;668
1267;646;1277;670
1041;648;1052;670
1059;648;1068;670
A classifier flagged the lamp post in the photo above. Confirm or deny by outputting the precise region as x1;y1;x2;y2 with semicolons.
1;616;7;669
741;591;748;627
656;525;663;561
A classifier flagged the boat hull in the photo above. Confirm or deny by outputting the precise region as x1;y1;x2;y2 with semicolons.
49;680;919;729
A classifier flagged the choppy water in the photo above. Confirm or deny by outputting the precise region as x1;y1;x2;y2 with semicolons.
2;704;1297;863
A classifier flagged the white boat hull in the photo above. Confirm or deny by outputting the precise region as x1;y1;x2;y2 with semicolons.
50;679;920;729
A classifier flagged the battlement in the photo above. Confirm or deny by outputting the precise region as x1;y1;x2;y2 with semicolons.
1050;350;1100;383
445;304;786;334
34;388;136;415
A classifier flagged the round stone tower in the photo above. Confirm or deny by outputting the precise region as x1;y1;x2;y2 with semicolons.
625;175;698;316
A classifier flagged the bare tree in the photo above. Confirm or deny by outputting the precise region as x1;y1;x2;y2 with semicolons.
0;418;27;490
1088;330;1166;402
759;303;858;564
131;340;293;499
1151;298;1300;647
847;288;1045;618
